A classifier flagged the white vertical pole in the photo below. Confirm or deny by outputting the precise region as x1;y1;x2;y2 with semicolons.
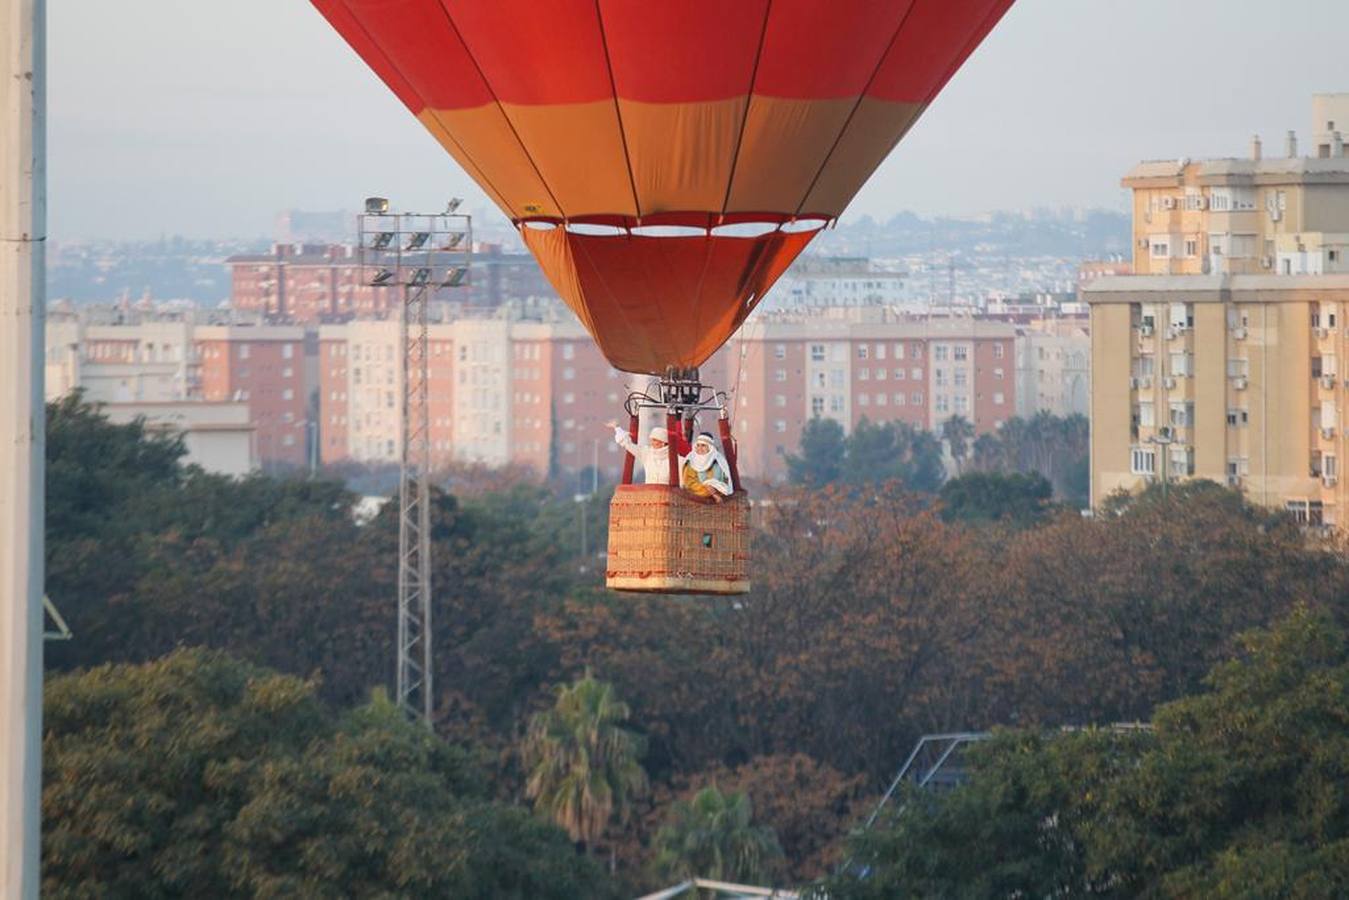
0;0;45;895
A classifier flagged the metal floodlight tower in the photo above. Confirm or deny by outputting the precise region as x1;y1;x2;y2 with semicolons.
358;198;472;726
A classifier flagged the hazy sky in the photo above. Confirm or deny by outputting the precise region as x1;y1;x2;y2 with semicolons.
49;0;1349;240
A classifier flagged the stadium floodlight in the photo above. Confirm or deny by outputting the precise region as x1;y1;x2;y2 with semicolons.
410;267;432;286
365;196;390;214
442;266;469;288
445;232;465;250
372;269;396;285
406;232;430;251
371;232;396;251
445;198;462;214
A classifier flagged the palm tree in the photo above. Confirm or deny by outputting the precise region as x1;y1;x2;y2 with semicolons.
522;673;647;859
654;786;783;888
941;414;976;475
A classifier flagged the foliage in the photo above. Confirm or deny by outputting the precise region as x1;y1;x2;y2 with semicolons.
784;417;847;487
940;414;975;475
43;649;612;899
938;470;1054;526
653;786;784;886
787;416;945;492
819;608;1349;898
969;412;1089;505
522;673;648;850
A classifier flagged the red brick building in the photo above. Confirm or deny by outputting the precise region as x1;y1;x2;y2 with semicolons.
195;325;311;469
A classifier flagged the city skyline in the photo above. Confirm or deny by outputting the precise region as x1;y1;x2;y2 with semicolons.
50;0;1348;239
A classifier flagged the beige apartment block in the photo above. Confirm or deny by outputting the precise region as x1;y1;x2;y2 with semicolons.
1014;318;1090;418
1124;95;1349;279
1088;274;1349;527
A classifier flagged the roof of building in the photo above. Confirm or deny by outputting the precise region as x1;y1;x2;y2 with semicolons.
1124;155;1349;186
1084;273;1349;300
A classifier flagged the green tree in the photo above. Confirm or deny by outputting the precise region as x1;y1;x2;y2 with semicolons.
819;608;1349;899
841;418;902;483
938;471;1053;527
654;786;784;886
523;674;648;856
42;649;612;899
940;414;975;475
903;429;946;493
785;417;847;487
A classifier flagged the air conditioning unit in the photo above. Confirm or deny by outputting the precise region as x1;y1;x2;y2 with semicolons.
1138;237;1150;249
1233;377;1248;390
1196;197;1209;210
1322;375;1338;390
1166;326;1180;340
1139;324;1154;337
1322;427;1336;440
1162;197;1177;210
1261;256;1274;269
1315;326;1330;339
1233;326;1248;340
1226;474;1241;487
1324;475;1339;488
1139;376;1154;389
1129;377;1141;389
1164;376;1178;389
1270;208;1282;222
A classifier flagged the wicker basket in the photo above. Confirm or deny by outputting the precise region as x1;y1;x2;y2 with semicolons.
605;485;751;595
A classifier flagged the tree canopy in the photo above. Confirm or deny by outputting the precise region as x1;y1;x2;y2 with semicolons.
42;649;612;899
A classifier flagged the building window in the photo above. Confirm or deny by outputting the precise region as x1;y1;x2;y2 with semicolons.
894;394;906;406
811;396;825;415
1226;409;1248;427
829;370;844;388
857;345;869;360
1184;239;1198;258
934;368;947;387
994;367;1005;379
563;367;575;380
282;388;294;401
894;344;905;360
876;344;887;360
911;368;922;380
775;420;787;433
563;392;575;404
858;368;870;381
810;344;825;361
911;393;923;405
829;395;845;413
1169;402;1194;427
1139;401;1155;427
858;394;870;407
283;344;294;360
876;393;888;406
775;369;788;382
1150;240;1170;259
1131;447;1156;475
774;344;786;359
562;343;575;360
1285;500;1324;526
238;344;250;360
774;394;786;407
934;345;949;361
894;369;906;380
1227;358;1249;378
993;392;1004;405
953;346;968;362
954;369;968;388
876;368;887;381
953;395;968;413
993;344;1005;359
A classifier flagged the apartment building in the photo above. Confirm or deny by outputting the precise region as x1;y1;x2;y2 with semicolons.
1124;94;1349;279
227;243;552;324
195;325;311;469
1015;318;1090;418
724;310;1016;481
1091;94;1349;523
45;316;196;403
1088;276;1349;526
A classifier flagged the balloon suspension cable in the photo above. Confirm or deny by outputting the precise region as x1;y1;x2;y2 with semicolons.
622;366;724;424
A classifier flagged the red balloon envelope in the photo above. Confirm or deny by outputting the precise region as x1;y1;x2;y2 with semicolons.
312;0;1015;374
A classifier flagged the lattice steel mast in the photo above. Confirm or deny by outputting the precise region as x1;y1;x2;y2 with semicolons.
359;198;471;725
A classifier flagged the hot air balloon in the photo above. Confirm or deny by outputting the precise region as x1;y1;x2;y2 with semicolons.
313;0;1015;593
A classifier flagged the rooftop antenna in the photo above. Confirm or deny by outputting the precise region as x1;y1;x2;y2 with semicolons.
358;197;472;726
